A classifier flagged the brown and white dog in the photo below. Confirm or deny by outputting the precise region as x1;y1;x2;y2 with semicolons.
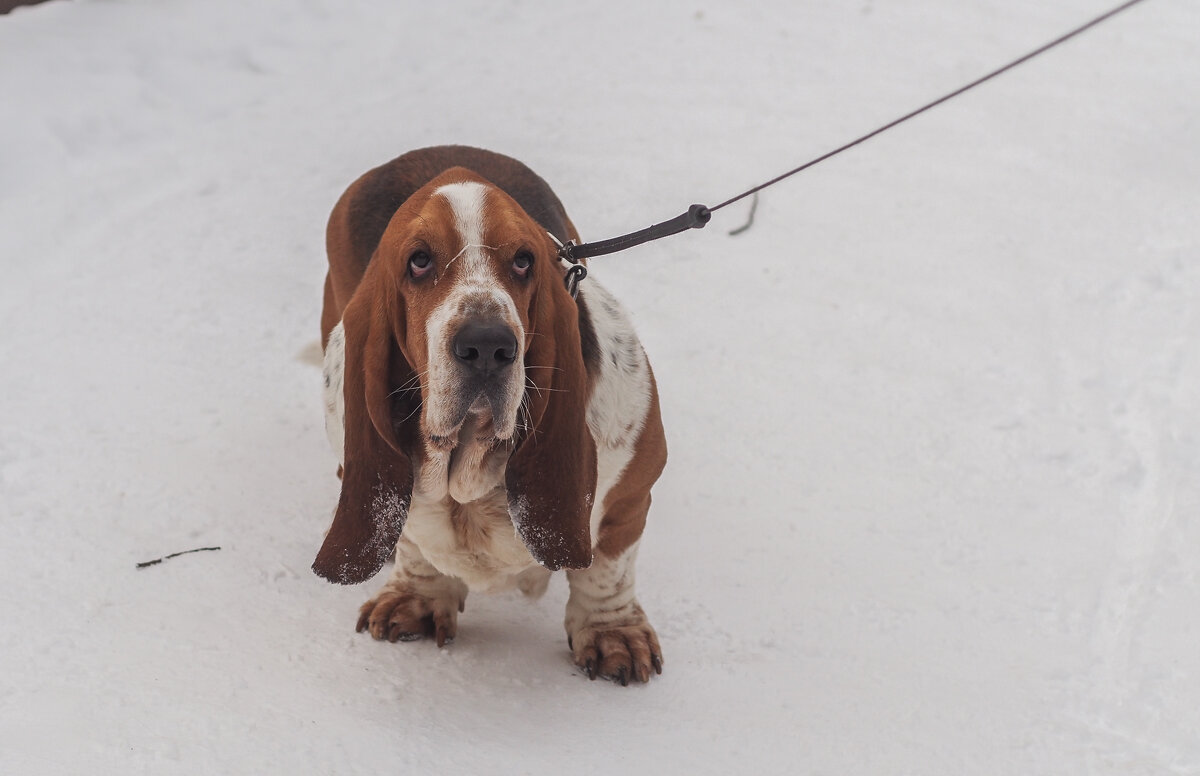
313;146;667;684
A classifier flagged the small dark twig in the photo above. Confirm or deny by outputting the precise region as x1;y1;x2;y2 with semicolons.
727;192;759;236
136;546;222;569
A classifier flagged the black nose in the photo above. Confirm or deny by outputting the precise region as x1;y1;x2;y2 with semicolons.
452;322;518;374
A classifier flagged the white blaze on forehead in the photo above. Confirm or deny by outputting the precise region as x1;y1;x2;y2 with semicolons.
434;181;487;242
434;181;492;279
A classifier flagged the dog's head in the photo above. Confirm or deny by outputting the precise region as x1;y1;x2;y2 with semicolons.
313;168;596;584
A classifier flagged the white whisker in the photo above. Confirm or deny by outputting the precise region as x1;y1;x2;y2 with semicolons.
388;368;430;398
396;401;423;426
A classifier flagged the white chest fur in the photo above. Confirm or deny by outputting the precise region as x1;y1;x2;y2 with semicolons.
403;488;535;592
407;414;534;591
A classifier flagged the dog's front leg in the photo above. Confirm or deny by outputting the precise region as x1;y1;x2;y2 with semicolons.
565;540;662;685
357;536;467;648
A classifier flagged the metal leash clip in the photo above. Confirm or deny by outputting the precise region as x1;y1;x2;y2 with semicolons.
547;232;588;299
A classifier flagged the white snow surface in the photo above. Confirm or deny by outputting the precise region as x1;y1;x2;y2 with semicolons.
2;0;1198;772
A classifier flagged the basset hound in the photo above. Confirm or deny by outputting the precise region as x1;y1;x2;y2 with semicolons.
313;146;667;685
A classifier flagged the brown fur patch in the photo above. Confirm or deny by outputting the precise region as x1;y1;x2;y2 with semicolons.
596;367;668;559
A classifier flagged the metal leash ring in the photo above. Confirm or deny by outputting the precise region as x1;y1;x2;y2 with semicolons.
564;263;588;298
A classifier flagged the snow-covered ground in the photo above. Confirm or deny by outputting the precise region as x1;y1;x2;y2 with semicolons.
2;0;1197;772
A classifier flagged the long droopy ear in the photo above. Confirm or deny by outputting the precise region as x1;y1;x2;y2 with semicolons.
312;280;418;584
505;268;597;571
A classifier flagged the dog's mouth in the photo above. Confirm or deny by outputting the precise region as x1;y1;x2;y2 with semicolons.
426;383;518;452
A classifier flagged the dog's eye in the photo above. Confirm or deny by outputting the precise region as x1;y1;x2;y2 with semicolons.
409;250;433;278
513;251;533;278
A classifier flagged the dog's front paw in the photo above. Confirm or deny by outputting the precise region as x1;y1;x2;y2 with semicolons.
568;606;663;685
356;582;466;648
